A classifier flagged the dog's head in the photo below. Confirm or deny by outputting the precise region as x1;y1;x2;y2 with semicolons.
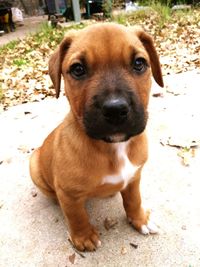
49;23;163;143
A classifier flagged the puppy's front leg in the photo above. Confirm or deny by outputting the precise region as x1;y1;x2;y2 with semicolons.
57;189;101;251
121;168;158;235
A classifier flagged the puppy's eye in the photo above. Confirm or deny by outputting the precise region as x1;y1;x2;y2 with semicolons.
133;57;147;73
69;63;86;79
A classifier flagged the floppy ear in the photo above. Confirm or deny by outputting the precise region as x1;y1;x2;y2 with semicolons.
48;32;77;98
133;27;164;88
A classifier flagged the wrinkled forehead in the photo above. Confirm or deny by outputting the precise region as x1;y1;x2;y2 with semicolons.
63;25;148;67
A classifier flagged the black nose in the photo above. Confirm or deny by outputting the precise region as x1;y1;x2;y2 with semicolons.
102;98;129;125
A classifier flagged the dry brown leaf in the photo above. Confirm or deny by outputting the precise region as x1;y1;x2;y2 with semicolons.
31;188;38;198
177;147;196;166
69;253;76;264
104;217;118;230
121;247;127;255
130;242;138;249
17;145;30;153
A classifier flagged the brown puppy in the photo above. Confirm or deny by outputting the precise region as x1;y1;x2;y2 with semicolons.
30;23;164;252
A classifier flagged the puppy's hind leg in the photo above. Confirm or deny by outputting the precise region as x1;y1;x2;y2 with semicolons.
29;148;56;199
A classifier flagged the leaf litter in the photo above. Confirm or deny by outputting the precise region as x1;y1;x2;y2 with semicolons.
0;10;200;110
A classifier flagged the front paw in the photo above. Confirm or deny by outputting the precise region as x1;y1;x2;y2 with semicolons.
70;226;101;251
139;219;159;234
128;209;159;235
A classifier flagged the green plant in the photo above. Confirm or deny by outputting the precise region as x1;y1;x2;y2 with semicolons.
5;40;19;50
132;1;173;27
13;58;29;67
138;0;172;5
152;1;172;21
103;0;113;18
112;12;127;24
130;8;153;20
31;22;65;48
0;39;20;54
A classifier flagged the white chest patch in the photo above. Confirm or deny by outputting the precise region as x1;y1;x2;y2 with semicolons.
102;142;140;189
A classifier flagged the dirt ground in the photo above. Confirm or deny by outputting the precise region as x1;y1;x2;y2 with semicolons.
0;16;47;47
0;70;200;266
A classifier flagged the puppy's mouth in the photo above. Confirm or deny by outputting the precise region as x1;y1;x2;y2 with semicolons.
83;101;147;143
102;133;128;143
83;91;147;143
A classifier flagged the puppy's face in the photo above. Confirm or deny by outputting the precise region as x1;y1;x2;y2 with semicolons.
49;24;163;143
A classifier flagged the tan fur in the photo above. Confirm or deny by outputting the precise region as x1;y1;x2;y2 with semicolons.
30;23;163;251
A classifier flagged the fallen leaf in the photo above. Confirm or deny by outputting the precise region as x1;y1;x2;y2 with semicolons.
121;247;127;255
181;225;187;230
177;147;196;166
104;217;118;230
18;145;30;153
160;129;200;149
69;253;76;264
24;111;32;115
31;188;38;197
130;242;138;249
152;92;164;97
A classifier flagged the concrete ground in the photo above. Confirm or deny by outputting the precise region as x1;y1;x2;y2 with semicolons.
0;70;200;266
1;16;199;267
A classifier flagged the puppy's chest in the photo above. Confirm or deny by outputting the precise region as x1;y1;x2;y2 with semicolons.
101;143;140;189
